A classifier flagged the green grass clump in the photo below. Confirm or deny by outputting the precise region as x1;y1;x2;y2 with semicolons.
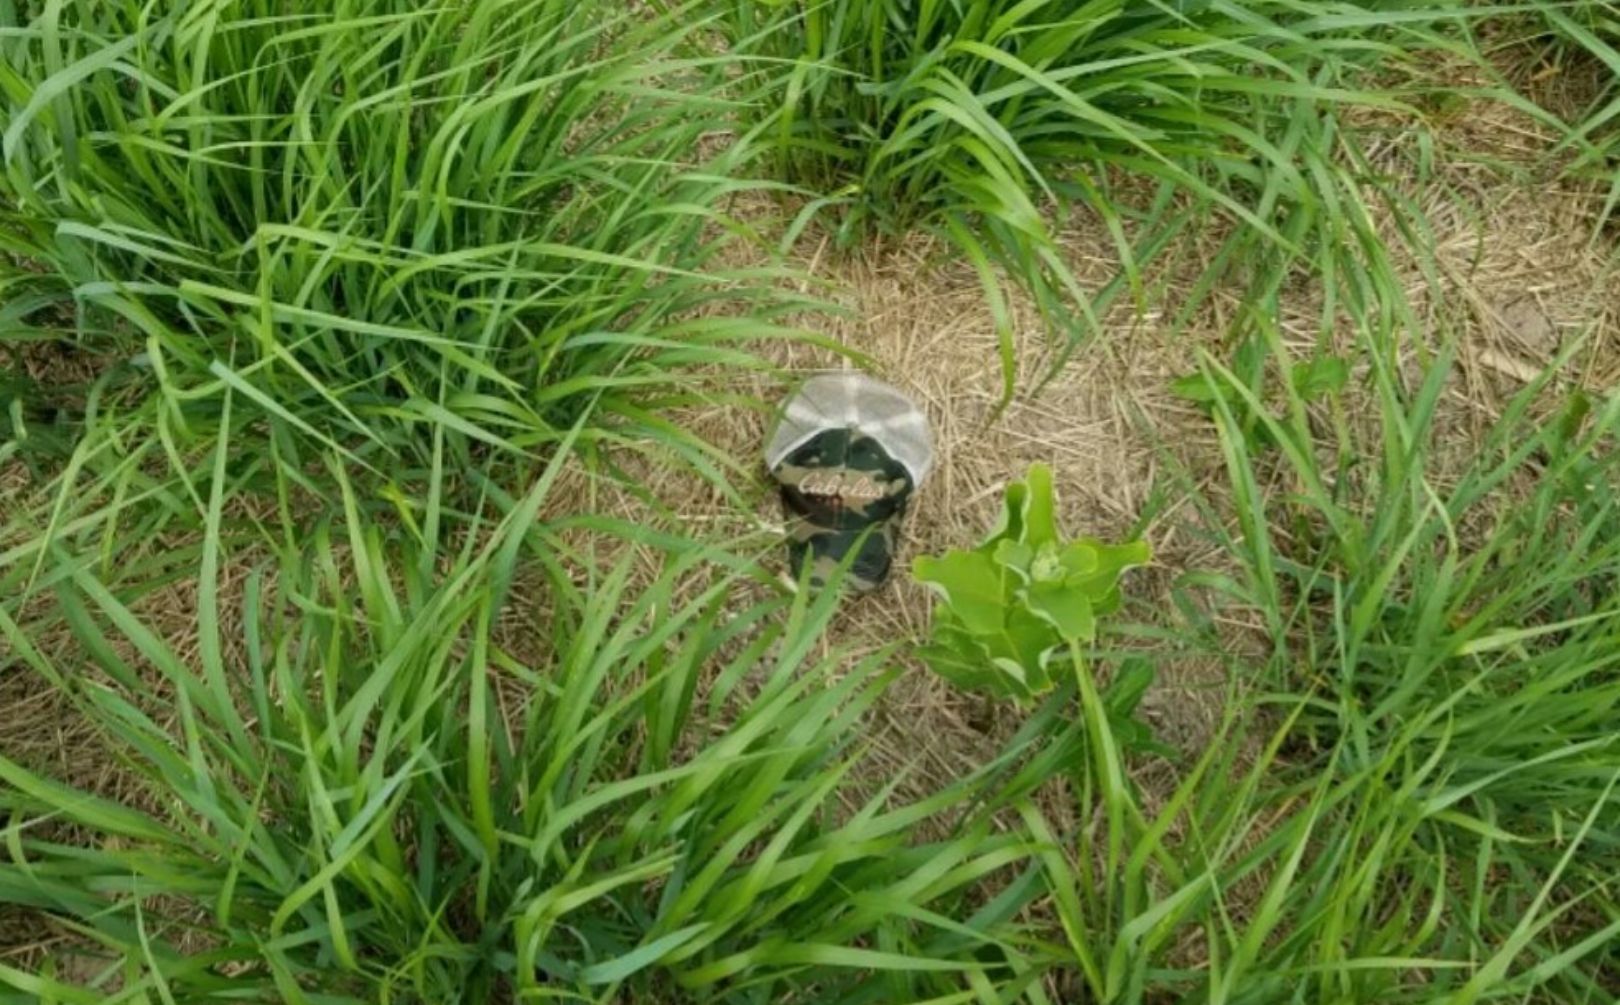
1540;1;1620;224
0;0;801;533
1167;325;1620;1000
722;0;1470;386
0;451;1071;1000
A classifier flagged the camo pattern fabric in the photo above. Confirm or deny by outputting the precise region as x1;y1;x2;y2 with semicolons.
773;427;915;593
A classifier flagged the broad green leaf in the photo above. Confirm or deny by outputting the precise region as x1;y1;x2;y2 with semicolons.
1020;463;1059;547
1291;355;1350;400
914;550;1009;635
994;538;1035;581
1070;539;1150;591
1024;581;1096;644
985;477;1028;546
1057;540;1101;582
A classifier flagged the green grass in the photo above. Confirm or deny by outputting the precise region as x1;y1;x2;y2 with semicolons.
0;440;1081;1001
0;0;812;548
3;0;1619;1002
720;0;1479;395
1539;1;1620;225
1162;316;1620;1001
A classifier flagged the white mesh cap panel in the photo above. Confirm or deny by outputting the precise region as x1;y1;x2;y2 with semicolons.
764;372;934;485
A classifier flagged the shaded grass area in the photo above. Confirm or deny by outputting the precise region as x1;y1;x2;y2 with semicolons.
1536;0;1620;220
1;0;1618;1002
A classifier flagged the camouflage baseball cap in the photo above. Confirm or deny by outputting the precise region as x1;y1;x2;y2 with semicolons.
765;373;933;593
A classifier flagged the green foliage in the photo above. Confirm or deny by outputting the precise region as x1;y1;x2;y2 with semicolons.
2;1;1618;1002
1542;2;1620;225
1164;319;1620;1002
0;462;1062;1002
1172;337;1349;451
0;371;78;474
914;463;1149;703
723;0;1470;391
1099;658;1175;760
0;0;807;537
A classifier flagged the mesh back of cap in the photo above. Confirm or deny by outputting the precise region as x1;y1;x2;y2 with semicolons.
765;373;934;484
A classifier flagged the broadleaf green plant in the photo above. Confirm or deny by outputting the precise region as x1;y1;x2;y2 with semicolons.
913;463;1149;704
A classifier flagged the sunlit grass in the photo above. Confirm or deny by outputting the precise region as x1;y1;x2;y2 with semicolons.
0;433;1076;999
0;0;812;558
721;0;1482;398
1163;310;1620;1002
1;0;1617;1001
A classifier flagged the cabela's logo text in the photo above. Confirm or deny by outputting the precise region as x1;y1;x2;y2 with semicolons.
798;471;895;501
